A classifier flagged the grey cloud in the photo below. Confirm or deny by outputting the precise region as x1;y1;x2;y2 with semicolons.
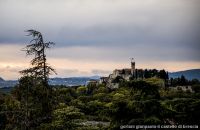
0;66;23;80
46;44;200;63
91;69;112;75
0;0;200;62
0;66;22;73
58;69;79;74
54;68;91;77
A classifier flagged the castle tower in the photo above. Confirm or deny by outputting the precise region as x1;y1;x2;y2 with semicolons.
131;58;135;77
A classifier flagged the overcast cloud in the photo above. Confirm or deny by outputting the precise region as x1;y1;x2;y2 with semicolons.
0;0;200;79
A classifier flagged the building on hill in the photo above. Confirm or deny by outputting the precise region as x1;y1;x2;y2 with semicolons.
111;69;132;80
99;59;145;88
108;59;135;81
86;79;99;86
98;59;170;89
111;59;145;80
99;77;109;84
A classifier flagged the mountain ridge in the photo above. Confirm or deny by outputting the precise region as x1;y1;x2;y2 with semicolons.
169;69;200;80
1;69;200;88
0;76;100;88
0;77;4;81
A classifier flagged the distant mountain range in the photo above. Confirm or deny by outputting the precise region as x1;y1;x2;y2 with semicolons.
0;79;18;88
169;69;200;80
0;76;100;88
49;76;100;86
0;69;200;88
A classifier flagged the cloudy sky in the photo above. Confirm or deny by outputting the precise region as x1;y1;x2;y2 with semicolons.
0;0;200;80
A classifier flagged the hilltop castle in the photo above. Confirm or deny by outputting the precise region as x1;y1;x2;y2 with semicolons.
99;59;144;88
109;59;136;81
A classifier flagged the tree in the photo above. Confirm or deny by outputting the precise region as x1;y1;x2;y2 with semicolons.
112;76;124;83
52;106;84;130
158;70;168;80
180;75;187;85
144;69;151;78
77;86;87;95
14;30;56;129
192;84;200;93
20;29;56;85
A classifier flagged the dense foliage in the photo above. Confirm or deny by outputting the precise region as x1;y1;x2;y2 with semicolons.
1;78;200;129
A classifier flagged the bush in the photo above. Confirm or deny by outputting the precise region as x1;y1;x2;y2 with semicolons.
192;84;200;93
52;106;84;130
77;86;87;95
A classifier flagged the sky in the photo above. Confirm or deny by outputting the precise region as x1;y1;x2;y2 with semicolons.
0;0;200;80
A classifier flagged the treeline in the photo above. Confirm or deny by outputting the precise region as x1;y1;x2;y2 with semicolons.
170;75;200;86
136;68;199;87
137;69;200;87
115;68;199;87
1;78;200;129
143;69;169;80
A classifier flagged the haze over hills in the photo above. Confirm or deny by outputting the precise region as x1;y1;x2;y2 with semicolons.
48;76;100;86
0;76;101;88
169;69;200;80
0;69;200;88
0;79;18;88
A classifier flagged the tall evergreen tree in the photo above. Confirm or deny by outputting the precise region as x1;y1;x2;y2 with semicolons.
20;29;56;84
15;30;56;129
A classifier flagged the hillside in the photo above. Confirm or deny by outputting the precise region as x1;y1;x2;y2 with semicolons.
0;77;4;81
0;76;100;88
169;69;200;80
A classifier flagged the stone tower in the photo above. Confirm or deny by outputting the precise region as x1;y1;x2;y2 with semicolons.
131;58;135;77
